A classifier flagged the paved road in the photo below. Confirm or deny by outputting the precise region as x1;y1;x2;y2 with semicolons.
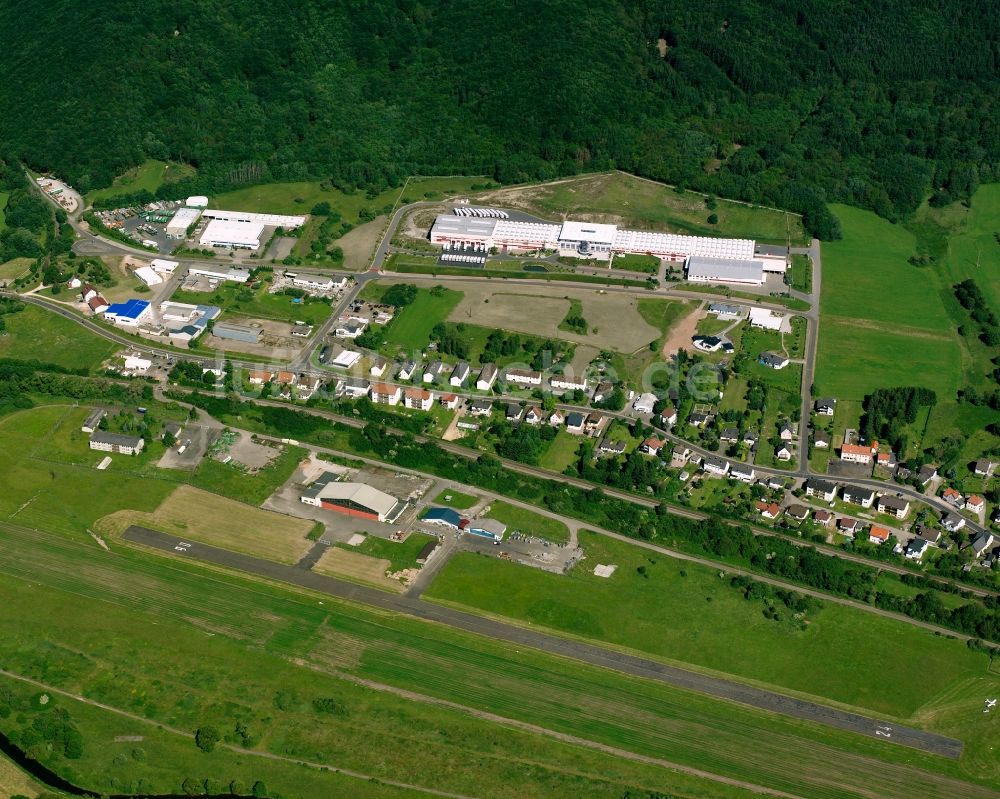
791;239;822;477
123;525;964;759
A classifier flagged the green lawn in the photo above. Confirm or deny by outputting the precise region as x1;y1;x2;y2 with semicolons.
611;253;660;273
0;304;118;371
86;159;195;204
0;257;33;282
213;180;403;220
538;430;582;473
347;531;440;572
188;444;305;505
517;172;807;244
789;253;813;293
484;500;570;544
425;532;994;720
816;204;963;400
432;488;479;509
636;297;692;338
172;282;333;327
359;283;463;352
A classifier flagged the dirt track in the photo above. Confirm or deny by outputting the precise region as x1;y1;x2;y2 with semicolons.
124;525;965;761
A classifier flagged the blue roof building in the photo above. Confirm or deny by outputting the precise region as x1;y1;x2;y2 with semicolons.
104;299;151;326
422;507;462;529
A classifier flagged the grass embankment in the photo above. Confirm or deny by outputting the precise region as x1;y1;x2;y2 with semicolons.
384;254;651;288
86;159;195;205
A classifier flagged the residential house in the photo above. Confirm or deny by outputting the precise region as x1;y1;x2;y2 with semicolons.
742;430;758;447
403;388;434;411
708;302;744;320
370;383;402;406
840;443;875;464
688;412;709;428
275;371;296;386
813;430;830;449
548;410;566;427
906;538;930;560
584;413;604;435
754;501;781;520
759;352;789;370
973;459;996;477
468;399;493;417
598;437;627;456
659;407;678;427
640;437;665;456
565;412;585;435
505;368;543;387
524;406;544;425
786;504;810;522
592;381;615;403
877;495;910;519
476;363;498;391
370;357;389;378
341;377;371;398
916;526;941;545
838;518;860;537
422;361;446;384
775;444;793;461
397;360;418;381
296;374;322;399
814;398;836;416
439;393;459;410
551;374;588;392
730;463;755;482
942;487;964;506
720;427;740;445
248;370;273;385
335;318;367;338
813;510;833;526
778;421;794;441
942;513;966;533
843;486;876;508
917;464;938;485
875;450;896;469
972;532;996;558
869;525;891;545
505;403;522;421
804;479;837;502
450;361;471;387
633;392;656;414
703;456;730;476
966;494;985;513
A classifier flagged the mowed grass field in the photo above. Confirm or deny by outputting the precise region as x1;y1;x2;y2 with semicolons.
85;159;195;204
816;204;963;399
484;500;570;544
359;282;463;351
424;532;996;721
0;524;997;799
98;485;315;564
171;282;334;327
476;172;807;244
0;304;118;371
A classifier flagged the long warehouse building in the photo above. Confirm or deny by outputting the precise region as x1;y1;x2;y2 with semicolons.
429;214;778;270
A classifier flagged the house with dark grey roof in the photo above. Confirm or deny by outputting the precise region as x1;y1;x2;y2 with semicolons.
89;430;144;455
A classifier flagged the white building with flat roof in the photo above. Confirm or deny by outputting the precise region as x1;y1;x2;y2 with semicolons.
749;307;785;331
200;219;266;250
201;209;306;229
186;195;209;208
188;266;251;283
686;256;764;285
166;206;202;239
149;258;179;274
557;220;618;257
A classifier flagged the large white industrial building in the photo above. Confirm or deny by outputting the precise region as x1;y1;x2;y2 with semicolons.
166;206;202;239
200;218;266;250
429;212;787;285
201;209;306;229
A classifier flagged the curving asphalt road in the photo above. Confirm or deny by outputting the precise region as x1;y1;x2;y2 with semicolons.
122;525;964;760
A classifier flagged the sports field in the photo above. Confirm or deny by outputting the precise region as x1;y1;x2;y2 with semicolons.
475;172;808;244
0;522;996;799
424;532;996;720
484;500;570;544
816;204;963;399
0;304;118;371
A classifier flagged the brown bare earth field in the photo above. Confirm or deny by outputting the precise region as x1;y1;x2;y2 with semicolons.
445;281;660;352
97;485;313;564
313;547;403;593
0;753;42;798
661;300;705;357
338;215;387;270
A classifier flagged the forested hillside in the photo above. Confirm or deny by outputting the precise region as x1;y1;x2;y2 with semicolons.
2;0;999;236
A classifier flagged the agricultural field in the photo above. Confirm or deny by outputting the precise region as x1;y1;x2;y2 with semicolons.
0;523;996;799
98;485;315;564
0;304;118;371
816;204;963;400
425;532;995;720
359;282;463;352
86;159;195;204
483;499;570;544
474;172;808;244
171;281;334;327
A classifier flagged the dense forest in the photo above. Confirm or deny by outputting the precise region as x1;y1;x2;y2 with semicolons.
2;1;1000;236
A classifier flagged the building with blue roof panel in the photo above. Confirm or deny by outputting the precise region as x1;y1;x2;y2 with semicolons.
103;299;152;327
422;507;463;529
